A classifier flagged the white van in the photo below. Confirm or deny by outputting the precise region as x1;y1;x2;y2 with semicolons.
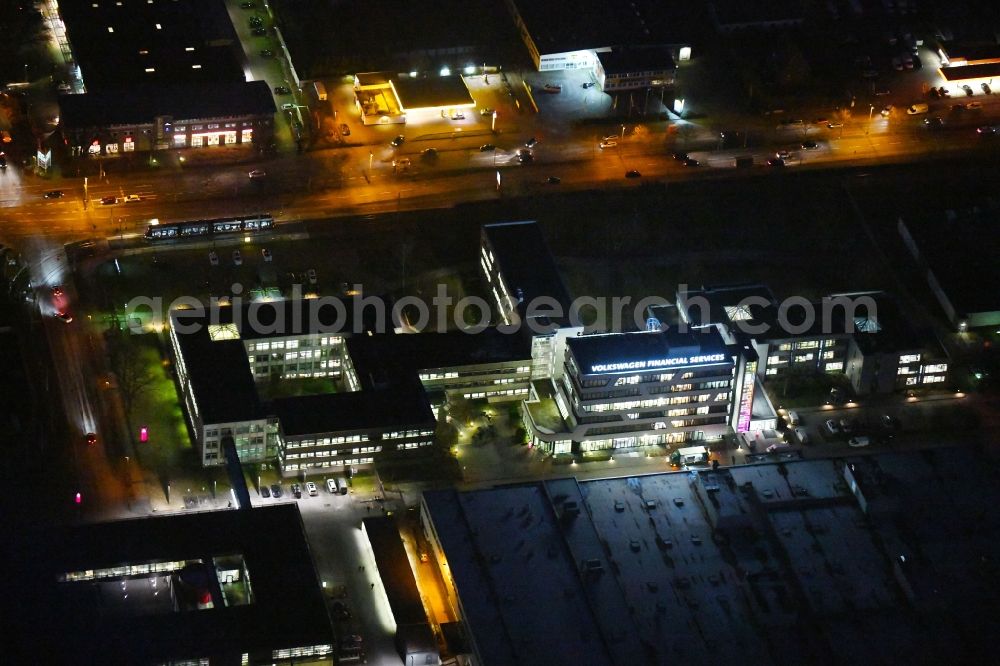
786;410;801;426
906;103;929;115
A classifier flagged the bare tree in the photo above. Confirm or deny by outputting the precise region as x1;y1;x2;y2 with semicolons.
108;333;155;417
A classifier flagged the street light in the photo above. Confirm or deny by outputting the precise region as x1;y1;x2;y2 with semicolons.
866;104;874;135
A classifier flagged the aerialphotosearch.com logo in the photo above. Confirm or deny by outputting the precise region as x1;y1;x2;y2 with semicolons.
126;283;879;338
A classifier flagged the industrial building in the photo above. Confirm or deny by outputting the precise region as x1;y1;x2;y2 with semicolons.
420;449;1000;666
353;72;476;125
5;505;333;665
57;0;274;154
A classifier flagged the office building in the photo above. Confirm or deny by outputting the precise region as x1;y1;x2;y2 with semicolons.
594;48;676;92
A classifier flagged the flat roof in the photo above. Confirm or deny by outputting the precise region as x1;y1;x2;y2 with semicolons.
59;0;244;90
271;387;434;437
940;62;1000;81
170;314;262;424
391;75;475;110
346;329;532;389
5;505;331;664
424;451;1000;665
362;517;432;630
60;81;275;129
174;298;377;341
566;328;731;376
509;0;704;55
596;48;676;75
709;0;805;27
482;221;573;320
900;208;1000;316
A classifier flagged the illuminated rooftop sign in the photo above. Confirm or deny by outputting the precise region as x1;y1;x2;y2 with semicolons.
590;353;727;374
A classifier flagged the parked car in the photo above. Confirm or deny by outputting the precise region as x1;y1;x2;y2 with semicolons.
259;49;274;58
791;427;809;445
305;481;318;496
599;139;618;149
479;143;495;152
421;147;438;160
525;137;537;148
326;478;337;493
251;27;266;36
330;601;351;621
848;436;871;448
232;250;242;266
307;268;318;285
270;484;282;498
786;410;801;426
449;111;465;120
924;116;944;129
209;251;219;266
966;101;983;110
982;82;992;94
582;82;596;89
261;248;272;262
962;84;974;96
543;84;561;92
273;86;291;95
261;485;271;498
838;418;854;434
339;123;350;136
824;419;840;436
881;414;900;429
291;483;302;499
248;169;266;179
479;107;493;116
100;196;117;205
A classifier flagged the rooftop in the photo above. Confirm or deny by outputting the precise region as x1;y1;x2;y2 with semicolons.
940;61;1000;81
899;207;1000;316
60;0;244;90
59;81;276;129
596;48;676;75
271;387;434;437
566;328;731;376
392;75;476;111
508;0;705;55
482;221;573;322
346;329;532;390
170;313;262;424
5;505;331;664
709;0;806;28
423;451;1000;665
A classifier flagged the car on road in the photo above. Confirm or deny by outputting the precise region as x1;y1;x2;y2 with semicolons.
625;170;641;178
421;148;438;160
881;414;900;429
261;248;272;262
280;102;295;110
848;436;871;448
100;196;117;205
261;485;270;498
479;143;495;151
827;121;844;128
982;82;992;94
307;268;318;285
924;116;944;129
525;137;538;148
774;149;791;160
273;86;290;95
767;157;785;168
259;49;274;58
390;135;405;147
517;149;533;163
251;27;266;36
977;125;998;136
44;190;65;199
248;169;266;179
339;123;350;136
479;107;493;116
874;86;891;96
123;194;141;203
56;310;73;323
291;483;302;499
85;432;97;446
800;140;819;150
249;16;263;27
209;251;219;266
683;157;700;167
232;249;242;266
0;153;6;169
824;419;840;436
582;82;596;89
326;478;337;493
306;481;318;496
270;484;282;498
546;176;561;184
599;139;618;149
51;285;64;298
962;84;974;96
672;151;688;161
240;1;255;7
543;84;561;92
881;104;892;117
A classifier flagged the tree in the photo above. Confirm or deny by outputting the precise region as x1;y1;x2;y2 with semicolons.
108;332;156;418
0;1;47;84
